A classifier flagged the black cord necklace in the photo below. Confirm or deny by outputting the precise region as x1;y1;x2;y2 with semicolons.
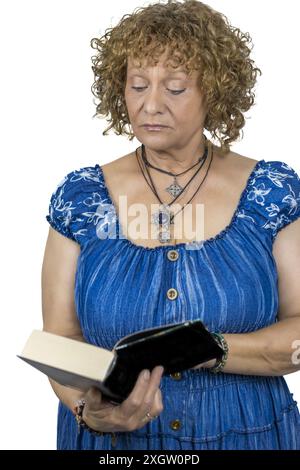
135;140;213;243
141;143;208;208
141;135;208;199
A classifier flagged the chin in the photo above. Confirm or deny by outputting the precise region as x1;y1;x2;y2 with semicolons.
141;138;173;150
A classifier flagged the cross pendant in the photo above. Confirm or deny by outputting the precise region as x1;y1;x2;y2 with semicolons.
166;177;183;198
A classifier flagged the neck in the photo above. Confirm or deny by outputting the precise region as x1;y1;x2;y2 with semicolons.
143;135;207;173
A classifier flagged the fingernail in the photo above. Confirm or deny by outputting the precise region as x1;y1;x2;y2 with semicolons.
143;369;150;380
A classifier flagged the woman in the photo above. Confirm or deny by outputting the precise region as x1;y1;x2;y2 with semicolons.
42;0;300;450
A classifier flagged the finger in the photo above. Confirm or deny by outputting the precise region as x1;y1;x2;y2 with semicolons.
152;387;163;412
143;366;164;406
135;365;164;421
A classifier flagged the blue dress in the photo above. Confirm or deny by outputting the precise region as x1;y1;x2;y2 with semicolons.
46;158;300;450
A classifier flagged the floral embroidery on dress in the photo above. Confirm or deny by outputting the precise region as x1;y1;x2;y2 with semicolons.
251;164;295;188
46;165;121;243
48;185;77;234
247;183;271;206
80;193;113;226
262;214;291;234
47;167;107;242
282;183;300;216
236;209;255;223
244;161;300;237
265;203;280;217
69;168;104;185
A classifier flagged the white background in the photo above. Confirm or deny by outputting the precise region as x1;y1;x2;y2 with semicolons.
1;0;299;449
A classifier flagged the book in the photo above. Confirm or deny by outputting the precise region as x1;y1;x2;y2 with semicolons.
18;319;224;405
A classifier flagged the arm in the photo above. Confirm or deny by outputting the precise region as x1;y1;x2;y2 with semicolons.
42;227;165;432
41;227;86;414
195;218;300;376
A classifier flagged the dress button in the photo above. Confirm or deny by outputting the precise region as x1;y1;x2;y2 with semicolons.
170;372;182;380
167;250;179;261
170;419;181;431
166;288;178;300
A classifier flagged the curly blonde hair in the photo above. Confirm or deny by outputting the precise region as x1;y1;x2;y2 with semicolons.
90;0;262;154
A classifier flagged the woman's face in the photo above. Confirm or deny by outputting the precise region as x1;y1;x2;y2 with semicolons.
124;50;207;152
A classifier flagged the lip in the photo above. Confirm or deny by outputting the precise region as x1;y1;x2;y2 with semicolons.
143;125;168;130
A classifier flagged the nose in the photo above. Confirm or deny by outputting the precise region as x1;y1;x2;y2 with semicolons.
142;85;165;114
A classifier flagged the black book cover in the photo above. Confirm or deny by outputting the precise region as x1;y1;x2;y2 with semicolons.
103;319;224;404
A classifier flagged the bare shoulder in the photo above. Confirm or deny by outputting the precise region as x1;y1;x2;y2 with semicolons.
100;151;140;202
211;144;261;193
231;149;260;170
214;145;260;172
101;152;136;181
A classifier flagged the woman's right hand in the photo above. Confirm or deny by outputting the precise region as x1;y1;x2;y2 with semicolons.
81;365;164;433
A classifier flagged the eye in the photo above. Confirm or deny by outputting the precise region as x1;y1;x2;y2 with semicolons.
131;87;146;92
131;87;186;95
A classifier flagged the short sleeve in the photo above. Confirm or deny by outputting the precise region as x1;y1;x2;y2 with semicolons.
46;171;78;241
249;160;300;239
45;165;104;243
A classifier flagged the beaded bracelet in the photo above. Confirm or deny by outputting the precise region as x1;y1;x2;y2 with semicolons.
74;398;117;445
210;333;229;374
